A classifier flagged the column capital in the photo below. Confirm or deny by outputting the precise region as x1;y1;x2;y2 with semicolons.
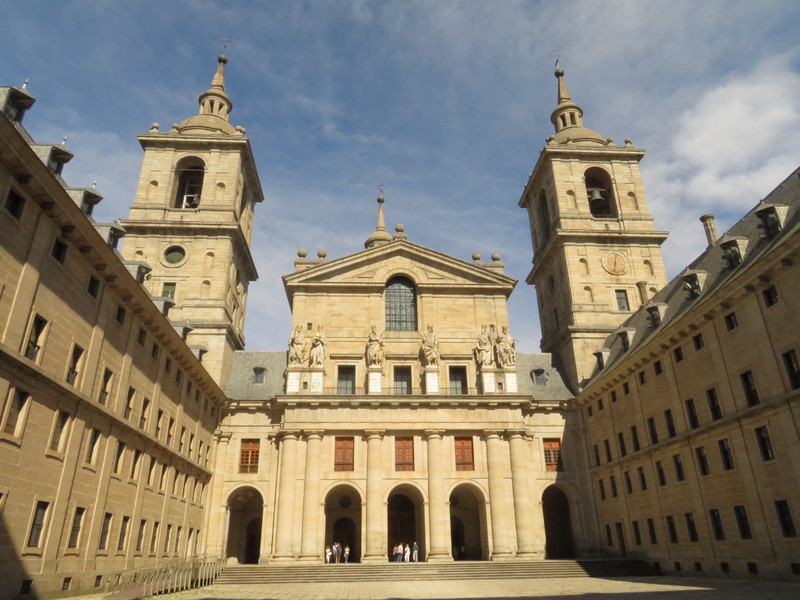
423;429;445;440
364;429;385;441
214;431;232;443
505;429;528;440
303;430;324;440
484;429;504;440
277;431;300;442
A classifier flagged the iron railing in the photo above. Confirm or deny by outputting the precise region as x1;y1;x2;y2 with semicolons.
101;555;225;599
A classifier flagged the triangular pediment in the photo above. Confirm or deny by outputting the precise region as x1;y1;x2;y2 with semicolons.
283;240;516;294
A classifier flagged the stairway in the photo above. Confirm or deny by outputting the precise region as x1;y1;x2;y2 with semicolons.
215;560;661;585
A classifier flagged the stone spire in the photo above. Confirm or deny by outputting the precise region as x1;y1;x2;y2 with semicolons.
549;65;605;146
364;195;394;248
177;55;236;135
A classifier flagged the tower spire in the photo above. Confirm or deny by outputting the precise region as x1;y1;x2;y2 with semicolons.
365;195;394;248
549;65;605;145
176;55;236;135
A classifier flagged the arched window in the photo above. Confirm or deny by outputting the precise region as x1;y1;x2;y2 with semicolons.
538;191;551;240
385;276;417;331
173;157;205;208
584;167;616;218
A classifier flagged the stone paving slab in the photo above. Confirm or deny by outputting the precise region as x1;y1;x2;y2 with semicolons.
159;575;800;600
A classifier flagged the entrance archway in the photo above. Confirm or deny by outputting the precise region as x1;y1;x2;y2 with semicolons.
542;485;574;558
324;485;362;562
226;486;263;564
449;483;487;560
387;484;425;562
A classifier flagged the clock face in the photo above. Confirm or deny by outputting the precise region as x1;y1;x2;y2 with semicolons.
603;252;628;275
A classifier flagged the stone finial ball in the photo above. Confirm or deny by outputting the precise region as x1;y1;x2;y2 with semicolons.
625;138;633;145
472;252;481;262
491;252;501;262
377;195;385;204
297;249;307;258
317;249;327;258
150;123;159;131
172;123;180;129
555;67;564;77
218;54;228;64
395;224;405;232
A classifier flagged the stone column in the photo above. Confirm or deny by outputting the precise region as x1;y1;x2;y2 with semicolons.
425;430;451;561
299;431;323;560
485;431;514;559
507;430;536;557
362;430;385;562
272;432;299;560
221;506;230;561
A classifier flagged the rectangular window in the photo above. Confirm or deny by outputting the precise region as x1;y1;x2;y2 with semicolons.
139;398;150;430
666;515;678;543
176;369;183;384
124;387;134;420
4;389;30;437
543;438;563;471
673;346;684;363
638;370;646;385
762;285;779;307
87;275;100;298
85;428;101;464
709;508;725;540
617;432;627;457
647;417;659;445
447;366;466;394
175;526;182;553
624;470;633;494
167;418;175;445
99;513;112;550
598;398;604;411
159;465;167;490
113;442;125;474
239;439;259;473
718;438;735;470
696;446;710;476
334;436;355;471
734;505;752;539
632;520;642;546
115;305;126;325
98;368;113;405
604;439;612;463
707;388;723;421
4;188;25;218
188;434;194;459
136;520;147;552
117;516;130;551
654;360;663;375
598;479;606;501
656;460;666;486
147;457;157;485
623;381;630;395
49;410;70;452
161;282;176;300
130;449;142;479
155;409;164;439
693;333;704;350
631;426;640;451
25;315;47;361
164;524;172;553
165;358;172;374
66;344;84;386
137;328;146;346
593;444;600;467
647;518;657;544
151;342;159;360
67;507;85;549
755;426;775;461
27;501;49;548
454;437;474;471
775;500;797;537
724;311;738;331
615;289;630;311
337;365;356;395
51;238;68;263
638;466;647;491
393;366;412;395
740;371;760;406
395;437;414;471
179;427;186;453
685;399;699;429
783;350;800;390
150;522;159;553
664;409;676;438
673;453;685;481
605;524;612;546
685;512;699;542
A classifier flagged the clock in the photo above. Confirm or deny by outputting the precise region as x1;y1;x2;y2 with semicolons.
603;252;628;275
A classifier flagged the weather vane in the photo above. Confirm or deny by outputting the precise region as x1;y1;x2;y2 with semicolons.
219;38;233;51
377;183;385;195
551;53;563;69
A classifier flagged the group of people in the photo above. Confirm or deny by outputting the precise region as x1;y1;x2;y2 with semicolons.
324;542;350;563
392;541;419;562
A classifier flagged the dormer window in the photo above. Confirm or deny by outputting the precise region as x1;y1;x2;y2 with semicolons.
756;204;788;240
720;237;748;269
173;157;205;209
1;86;35;124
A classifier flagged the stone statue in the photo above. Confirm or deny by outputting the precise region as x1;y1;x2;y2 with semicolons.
366;326;385;367
309;325;328;368
421;324;440;366
495;325;516;368
474;324;493;367
288;325;306;365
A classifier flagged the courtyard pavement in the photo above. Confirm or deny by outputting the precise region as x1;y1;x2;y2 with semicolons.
154;575;800;600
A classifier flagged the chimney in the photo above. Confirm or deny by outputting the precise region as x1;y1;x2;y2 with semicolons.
700;214;718;246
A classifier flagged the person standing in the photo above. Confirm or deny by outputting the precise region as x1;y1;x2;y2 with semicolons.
344;545;350;563
404;543;410;562
412;541;419;562
325;546;331;563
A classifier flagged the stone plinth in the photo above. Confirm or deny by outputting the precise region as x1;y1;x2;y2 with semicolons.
368;366;382;394
286;367;301;393
503;368;518;393
425;366;439;394
309;368;324;393
480;368;498;394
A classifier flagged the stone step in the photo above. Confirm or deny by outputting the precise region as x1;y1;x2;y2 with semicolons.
215;560;661;585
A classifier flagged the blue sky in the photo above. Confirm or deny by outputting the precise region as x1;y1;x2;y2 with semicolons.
4;1;800;353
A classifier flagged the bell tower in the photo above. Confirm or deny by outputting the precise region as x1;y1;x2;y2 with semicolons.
519;66;668;391
120;55;264;386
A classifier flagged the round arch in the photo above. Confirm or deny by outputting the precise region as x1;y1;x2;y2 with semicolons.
324;483;363;563
541;484;575;559
172;155;206;209
384;276;417;332
226;486;264;564
386;482;426;562
584;166;616;218
448;482;489;561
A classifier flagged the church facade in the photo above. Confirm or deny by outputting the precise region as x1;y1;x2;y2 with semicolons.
0;55;799;597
